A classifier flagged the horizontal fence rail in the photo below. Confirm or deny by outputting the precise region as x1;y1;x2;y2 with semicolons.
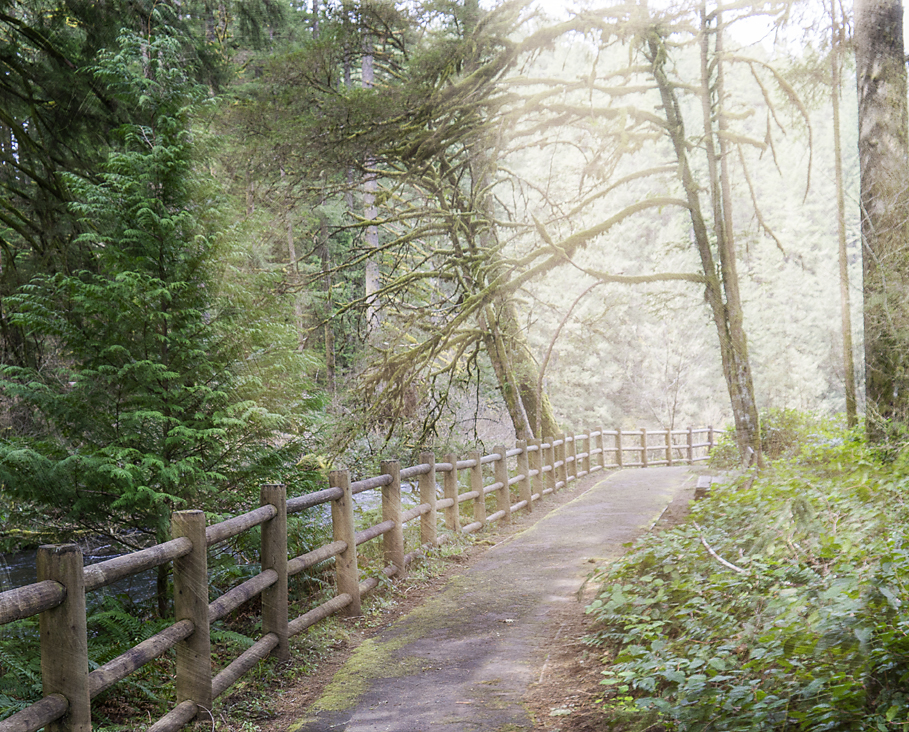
0;426;713;732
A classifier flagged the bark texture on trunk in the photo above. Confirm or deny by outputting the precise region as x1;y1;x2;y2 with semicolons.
362;43;381;333
856;0;909;442
320;213;336;391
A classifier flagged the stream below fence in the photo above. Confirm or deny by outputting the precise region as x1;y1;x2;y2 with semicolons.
1;548;158;608
0;483;419;609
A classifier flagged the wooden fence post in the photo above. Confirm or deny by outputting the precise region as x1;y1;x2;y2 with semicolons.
544;438;556;494
38;544;90;732
616;430;623;468
557;432;568;489
172;510;212;719
708;425;715;453
597;428;606;470
443;452;461;533
260;483;289;661
687;427;694;463
419;451;437;547
666;430;673;466
330;469;362;616
493;445;511;522
530;438;543;503
583;432;591;475
640;428;649;468
380;460;405;578
574;433;580;478
567;434;576;483
469;450;485;528
517;439;532;512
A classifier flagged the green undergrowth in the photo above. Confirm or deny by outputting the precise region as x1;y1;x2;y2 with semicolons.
709;408;832;467
587;424;909;731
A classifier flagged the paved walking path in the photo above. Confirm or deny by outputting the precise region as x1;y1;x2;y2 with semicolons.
287;467;698;732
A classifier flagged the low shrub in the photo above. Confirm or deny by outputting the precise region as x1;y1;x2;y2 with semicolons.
709;410;850;468
588;429;909;730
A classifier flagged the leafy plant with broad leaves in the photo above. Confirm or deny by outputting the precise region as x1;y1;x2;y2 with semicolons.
588;418;909;730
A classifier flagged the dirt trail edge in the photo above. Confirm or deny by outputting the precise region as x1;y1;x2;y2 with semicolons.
285;466;697;732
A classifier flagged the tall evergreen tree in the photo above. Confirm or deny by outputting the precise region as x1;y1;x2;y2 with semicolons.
829;0;858;428
0;26;308;570
0;1;229;371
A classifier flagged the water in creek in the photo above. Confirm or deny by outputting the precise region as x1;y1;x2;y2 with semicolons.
0;482;423;607
0;546;159;607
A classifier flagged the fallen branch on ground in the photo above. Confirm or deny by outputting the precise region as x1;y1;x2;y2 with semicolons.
693;522;749;574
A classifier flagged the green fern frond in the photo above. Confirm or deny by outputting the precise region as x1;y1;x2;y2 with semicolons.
211;627;256;651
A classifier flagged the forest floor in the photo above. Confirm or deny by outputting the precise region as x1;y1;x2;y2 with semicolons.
251;467;700;732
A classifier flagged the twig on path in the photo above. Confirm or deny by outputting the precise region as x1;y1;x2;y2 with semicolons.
693;522;749;575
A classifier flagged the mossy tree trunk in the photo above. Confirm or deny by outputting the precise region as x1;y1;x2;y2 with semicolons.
481;298;559;441
855;0;909;444
647;15;762;466
469;118;559;442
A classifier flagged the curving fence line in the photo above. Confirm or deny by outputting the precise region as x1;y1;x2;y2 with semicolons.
0;426;714;732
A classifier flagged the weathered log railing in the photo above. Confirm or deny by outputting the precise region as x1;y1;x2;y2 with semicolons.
0;426;713;732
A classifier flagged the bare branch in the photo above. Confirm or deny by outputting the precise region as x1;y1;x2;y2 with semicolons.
736;145;785;255
584;269;706;285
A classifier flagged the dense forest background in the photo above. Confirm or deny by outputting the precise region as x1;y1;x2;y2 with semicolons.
0;0;869;548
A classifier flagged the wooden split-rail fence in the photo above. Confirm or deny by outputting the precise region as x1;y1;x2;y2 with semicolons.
0;426;714;732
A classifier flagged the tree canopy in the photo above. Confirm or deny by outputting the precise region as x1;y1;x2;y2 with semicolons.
0;0;885;549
